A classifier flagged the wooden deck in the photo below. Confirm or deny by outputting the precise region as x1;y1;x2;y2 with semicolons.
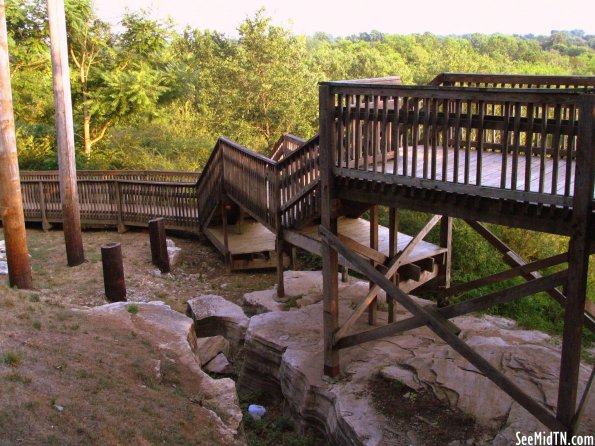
296;216;445;263
203;221;290;270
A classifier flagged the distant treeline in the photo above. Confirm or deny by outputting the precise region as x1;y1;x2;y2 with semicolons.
6;1;595;171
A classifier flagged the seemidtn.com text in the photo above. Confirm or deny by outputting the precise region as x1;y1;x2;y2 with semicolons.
516;432;594;446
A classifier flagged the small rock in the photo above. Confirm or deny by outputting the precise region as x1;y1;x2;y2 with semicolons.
204;353;234;375
153;269;162;277
196;336;231;365
53;404;64;412
166;239;175;248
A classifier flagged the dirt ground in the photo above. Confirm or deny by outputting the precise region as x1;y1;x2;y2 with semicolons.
0;226;277;446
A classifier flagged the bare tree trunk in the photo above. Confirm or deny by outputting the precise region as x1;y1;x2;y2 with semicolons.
82;89;92;157
47;0;85;266
0;0;33;289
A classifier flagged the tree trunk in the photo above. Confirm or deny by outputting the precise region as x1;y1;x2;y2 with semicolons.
0;0;33;289
47;0;85;267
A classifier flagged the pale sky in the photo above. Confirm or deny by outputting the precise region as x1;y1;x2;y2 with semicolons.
94;0;595;37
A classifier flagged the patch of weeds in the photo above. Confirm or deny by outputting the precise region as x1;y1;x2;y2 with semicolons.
2;351;22;367
154;291;168;300
69;323;80;331
283;295;302;310
4;372;32;384
24;400;38;411
32;320;42;330
75;369;94;379
127;304;139;314
160;358;180;386
28;293;40;303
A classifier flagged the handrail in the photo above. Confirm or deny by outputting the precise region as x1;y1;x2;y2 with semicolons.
430;72;595;89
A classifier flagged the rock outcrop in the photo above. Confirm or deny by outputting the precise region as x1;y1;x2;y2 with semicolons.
187;294;249;356
84;301;244;445
237;271;595;446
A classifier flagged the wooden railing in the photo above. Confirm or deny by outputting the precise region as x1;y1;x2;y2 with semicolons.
270;133;306;161
21;170;200;183
430;72;595;90
324;82;594;210
220;138;278;231
21;174;200;232
278;135;321;228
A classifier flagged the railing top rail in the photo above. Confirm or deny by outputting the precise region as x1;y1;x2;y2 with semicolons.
430;72;595;87
323;83;591;104
20;169;200;176
218;136;278;166
277;134;320;168
330;76;402;85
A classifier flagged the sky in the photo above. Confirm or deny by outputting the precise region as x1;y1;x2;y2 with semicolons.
94;0;595;37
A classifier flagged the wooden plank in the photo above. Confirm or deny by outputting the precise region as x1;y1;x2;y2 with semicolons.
320;225;566;433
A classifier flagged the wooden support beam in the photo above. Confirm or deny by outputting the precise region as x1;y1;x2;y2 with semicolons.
388;207;398;322
557;94;594;430
336;270;568;349
369;205;379;325
220;199;231;271
333;214;442;341
571;365;594;434
438;216;452;291
0;1;32;288
466;219;595;333
47;0;85;267
320;224;565;432
443;252;568;298
320;83;340;377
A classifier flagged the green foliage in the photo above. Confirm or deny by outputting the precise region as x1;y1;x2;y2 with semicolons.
2;351;23;368
127;304;139;315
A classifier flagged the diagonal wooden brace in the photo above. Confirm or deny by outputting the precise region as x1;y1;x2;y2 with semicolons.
332;214;442;341
320;225;566;433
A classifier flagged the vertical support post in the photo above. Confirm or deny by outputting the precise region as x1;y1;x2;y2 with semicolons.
148;217;170;274
47;0;85;266
320;84;340;377
115;180;126;233
388;207;398;322
101;242;126;302
220;198;231;272
557;95;594;431
38;181;51;232
368;205;378;325
274;167;285;298
0;0;32;289
438;215;453;303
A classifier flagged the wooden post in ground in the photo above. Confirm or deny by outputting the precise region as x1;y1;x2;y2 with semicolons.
556;95;594;432
101;242;126;302
368;205;378;325
320;84;340;377
47;0;85;266
438;215;453;304
0;0;32;289
388;207;398;322
148;217;170;274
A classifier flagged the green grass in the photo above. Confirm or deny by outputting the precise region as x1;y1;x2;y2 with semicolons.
2;351;23;368
127;304;139;315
